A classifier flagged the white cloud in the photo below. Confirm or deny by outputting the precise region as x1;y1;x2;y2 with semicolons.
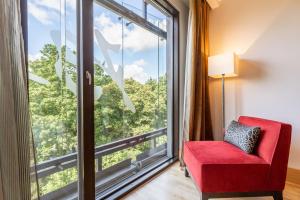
95;14;122;47
66;0;76;10
124;26;158;51
95;14;112;26
124;59;149;84
148;18;167;31
35;0;60;12
95;13;162;52
28;53;42;61
28;2;53;24
133;59;146;66
34;0;76;11
28;0;76;24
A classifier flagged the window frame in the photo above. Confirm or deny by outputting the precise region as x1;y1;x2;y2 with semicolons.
20;0;179;199
77;0;95;199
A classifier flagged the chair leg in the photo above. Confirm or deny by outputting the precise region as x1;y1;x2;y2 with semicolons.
184;167;189;177
273;191;283;200
201;193;209;200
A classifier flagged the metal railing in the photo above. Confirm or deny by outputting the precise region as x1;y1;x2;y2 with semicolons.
34;128;168;199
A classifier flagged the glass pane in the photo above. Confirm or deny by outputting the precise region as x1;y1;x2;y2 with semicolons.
94;4;124;144
93;1;169;197
157;37;167;129
114;0;145;17
123;22;160;133
147;3;167;31
28;0;78;198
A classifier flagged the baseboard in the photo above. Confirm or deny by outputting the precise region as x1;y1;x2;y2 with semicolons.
287;168;300;185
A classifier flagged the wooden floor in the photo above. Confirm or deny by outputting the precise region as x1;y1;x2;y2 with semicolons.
123;162;300;200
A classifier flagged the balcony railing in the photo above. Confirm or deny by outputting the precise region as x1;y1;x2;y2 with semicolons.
33;128;168;199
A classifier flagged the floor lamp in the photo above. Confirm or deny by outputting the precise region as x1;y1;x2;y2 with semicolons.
208;53;237;129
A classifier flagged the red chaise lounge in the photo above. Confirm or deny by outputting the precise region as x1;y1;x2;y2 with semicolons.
184;116;292;200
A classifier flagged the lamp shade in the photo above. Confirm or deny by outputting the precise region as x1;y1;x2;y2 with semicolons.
208;53;237;78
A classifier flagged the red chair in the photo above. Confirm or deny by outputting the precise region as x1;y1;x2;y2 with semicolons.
184;116;292;200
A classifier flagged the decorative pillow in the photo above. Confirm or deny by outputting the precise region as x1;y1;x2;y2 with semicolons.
224;120;261;154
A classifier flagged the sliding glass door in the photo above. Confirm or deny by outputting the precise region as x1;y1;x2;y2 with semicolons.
25;0;178;199
93;0;172;197
92;0;171;197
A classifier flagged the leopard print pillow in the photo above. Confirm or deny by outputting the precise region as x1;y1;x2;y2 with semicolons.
224;120;261;154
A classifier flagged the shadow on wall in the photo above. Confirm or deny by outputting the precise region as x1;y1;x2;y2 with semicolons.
209;77;222;140
210;0;300;168
238;59;267;81
209;58;268;140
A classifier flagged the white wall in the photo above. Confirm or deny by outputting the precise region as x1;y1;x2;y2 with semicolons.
209;0;300;169
168;0;189;136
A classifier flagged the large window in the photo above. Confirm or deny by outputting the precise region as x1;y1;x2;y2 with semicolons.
26;0;178;199
27;0;78;198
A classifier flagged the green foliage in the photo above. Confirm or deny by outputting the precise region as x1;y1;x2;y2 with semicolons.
29;44;167;195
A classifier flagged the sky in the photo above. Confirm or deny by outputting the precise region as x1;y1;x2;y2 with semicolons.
27;0;168;84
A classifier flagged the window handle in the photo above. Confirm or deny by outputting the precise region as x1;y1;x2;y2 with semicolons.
85;70;92;86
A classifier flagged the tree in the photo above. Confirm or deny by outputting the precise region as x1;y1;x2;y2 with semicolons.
29;44;167;195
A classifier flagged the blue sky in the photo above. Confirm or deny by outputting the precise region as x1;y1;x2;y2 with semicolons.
28;0;168;83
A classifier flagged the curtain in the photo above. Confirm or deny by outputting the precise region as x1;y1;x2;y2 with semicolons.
0;0;39;199
180;0;213;164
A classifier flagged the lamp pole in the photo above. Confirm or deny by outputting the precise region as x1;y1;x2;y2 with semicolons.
222;74;225;130
208;53;237;131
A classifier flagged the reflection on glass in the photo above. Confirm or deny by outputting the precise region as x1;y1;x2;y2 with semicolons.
28;0;78;197
147;3;167;31
93;1;168;197
114;0;145;17
27;0;170;198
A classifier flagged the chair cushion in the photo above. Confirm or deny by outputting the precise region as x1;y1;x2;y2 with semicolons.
184;141;270;193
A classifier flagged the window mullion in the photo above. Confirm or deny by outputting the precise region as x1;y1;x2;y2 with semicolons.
77;0;95;199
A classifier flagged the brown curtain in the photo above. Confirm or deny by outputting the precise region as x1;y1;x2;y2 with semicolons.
189;0;213;141
0;0;39;199
180;0;213;164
